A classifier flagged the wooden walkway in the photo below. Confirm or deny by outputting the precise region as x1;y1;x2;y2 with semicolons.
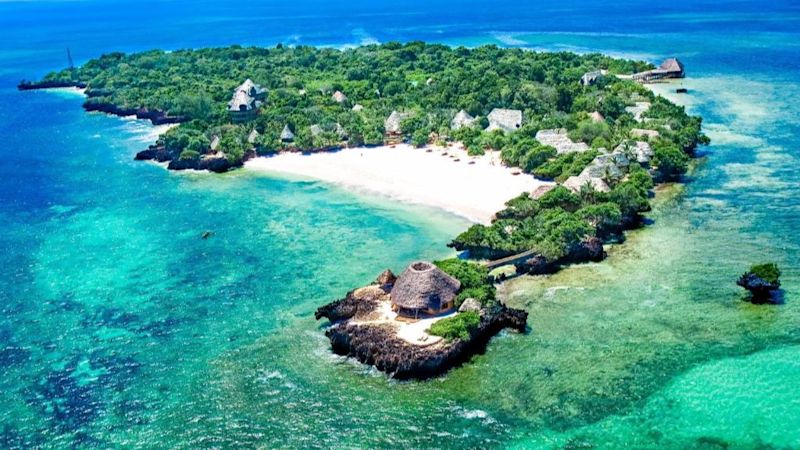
485;249;537;269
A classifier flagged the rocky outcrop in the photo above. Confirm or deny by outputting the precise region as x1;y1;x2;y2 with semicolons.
83;102;184;126
17;80;87;90
324;304;527;380
737;273;781;303
135;146;254;173
315;271;394;322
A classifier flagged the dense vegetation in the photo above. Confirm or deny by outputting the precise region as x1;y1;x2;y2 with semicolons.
37;42;655;160
32;42;707;268
748;263;781;284
428;311;480;341
434;258;496;307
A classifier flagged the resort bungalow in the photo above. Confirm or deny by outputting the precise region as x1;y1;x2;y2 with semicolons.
228;79;266;123
632;58;685;83
485;108;522;133
580;70;606;86
451;109;476;130
247;129;260;147
280;124;295;143
391;261;461;319
384;110;409;144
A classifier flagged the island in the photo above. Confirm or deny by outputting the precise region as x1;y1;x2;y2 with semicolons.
737;263;782;303
20;42;708;378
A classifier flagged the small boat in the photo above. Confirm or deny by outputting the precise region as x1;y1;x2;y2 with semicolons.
511;171;521;176
425;148;433;153
201;231;214;239
468;161;476;165
676;88;688;94
453;158;460;162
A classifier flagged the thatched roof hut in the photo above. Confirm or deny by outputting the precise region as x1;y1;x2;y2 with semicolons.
589;111;605;123
486;108;522;133
352;104;364;112
580;70;603;86
247;129;260;145
535;129;590;154
563;175;610;194
309;124;323;137
385;111;408;134
332;91;348;103
451;109;476;130
631;128;660;139
280;125;295;142
632;58;685;82
391;261;461;316
335;123;348;140
209;135;220;151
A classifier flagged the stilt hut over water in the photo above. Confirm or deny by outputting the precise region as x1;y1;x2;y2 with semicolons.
391;261;461;319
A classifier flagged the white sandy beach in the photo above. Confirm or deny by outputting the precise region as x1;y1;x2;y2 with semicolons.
245;144;552;224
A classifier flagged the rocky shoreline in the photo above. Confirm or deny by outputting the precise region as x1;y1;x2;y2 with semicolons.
315;271;528;380
134;145;255;173
17;81;184;126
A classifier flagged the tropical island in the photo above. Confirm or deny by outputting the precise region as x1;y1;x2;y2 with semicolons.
20;42;708;378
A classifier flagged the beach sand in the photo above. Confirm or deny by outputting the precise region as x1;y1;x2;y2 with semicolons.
245;144;551;224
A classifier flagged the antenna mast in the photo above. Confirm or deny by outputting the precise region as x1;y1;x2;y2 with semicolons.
67;48;74;71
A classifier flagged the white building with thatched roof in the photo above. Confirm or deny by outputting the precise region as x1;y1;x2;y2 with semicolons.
228;79;266;123
332;91;348;103
280;125;295;142
631;128;660;139
625;102;651;122
391;261;461;318
563;174;610;194
616;140;654;164
535;129;590;154
580;70;604;86
451;109;476;130
486;108;522;133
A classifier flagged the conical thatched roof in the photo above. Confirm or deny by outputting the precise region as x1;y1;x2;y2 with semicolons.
385;111;409;134
247;129;260;144
451;109;476;130
351;104;364;112
391;261;461;311
280;124;295;141
309;124;323;137
332;90;347;103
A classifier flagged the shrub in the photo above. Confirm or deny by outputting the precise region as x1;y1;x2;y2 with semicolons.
178;149;200;160
428;311;480;341
433;259;496;306
749;263;781;284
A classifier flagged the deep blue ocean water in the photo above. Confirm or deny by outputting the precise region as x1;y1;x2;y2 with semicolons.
0;1;799;448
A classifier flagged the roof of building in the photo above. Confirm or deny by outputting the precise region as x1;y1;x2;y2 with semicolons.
589;111;605;123
631;128;660;139
563;175;610;194
209;135;220;151
530;184;557;199
228;90;255;111
390;261;461;311
309;124;323;137
385;111;409;134
451;109;476;130
352;104;364;112
332;91;347;103
581;70;603;85
247;129;260;144
659;58;684;73
280;124;295;141
535;129;591;154
625;102;651;122
615;140;654;164
486;108;522;133
335;123;348;139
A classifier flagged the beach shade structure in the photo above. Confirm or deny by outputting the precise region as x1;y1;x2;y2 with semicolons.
280;124;295;142
391;261;461;318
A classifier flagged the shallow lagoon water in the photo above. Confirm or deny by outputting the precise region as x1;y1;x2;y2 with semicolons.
1;0;798;448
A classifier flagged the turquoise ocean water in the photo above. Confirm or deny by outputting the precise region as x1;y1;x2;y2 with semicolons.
0;1;798;448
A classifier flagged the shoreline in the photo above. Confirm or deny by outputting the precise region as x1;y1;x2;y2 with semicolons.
245;144;553;224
